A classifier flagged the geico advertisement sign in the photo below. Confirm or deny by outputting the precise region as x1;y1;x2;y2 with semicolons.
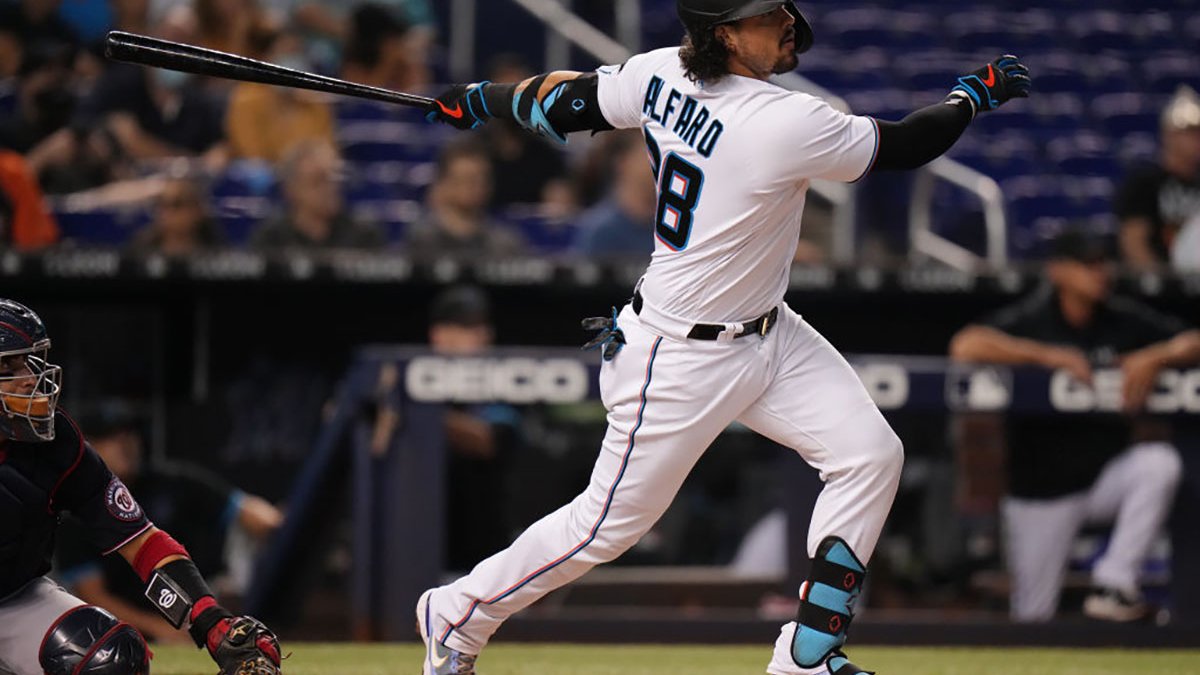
854;364;910;410
1051;369;1200;413
405;357;590;403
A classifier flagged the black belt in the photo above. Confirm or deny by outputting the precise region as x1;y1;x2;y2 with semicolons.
632;291;778;340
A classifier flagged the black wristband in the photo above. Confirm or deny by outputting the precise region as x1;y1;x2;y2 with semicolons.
189;605;234;649
144;558;213;630
482;83;518;120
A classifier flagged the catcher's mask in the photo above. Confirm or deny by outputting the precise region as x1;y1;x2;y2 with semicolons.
0;299;62;442
677;0;814;54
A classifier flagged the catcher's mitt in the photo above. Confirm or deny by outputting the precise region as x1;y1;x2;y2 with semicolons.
207;616;283;675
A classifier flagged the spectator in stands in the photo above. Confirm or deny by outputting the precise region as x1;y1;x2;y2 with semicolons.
54;401;283;643
480;54;574;214
404;141;526;258
0;149;59;249
290;0;432;83
194;0;275;57
1115;85;1200;270
949;229;1200;623
250;138;384;250
128;174;223;256
338;3;424;93
0;24;20;81
427;285;521;571
0;0;80;53
225;30;334;162
30;5;227;186
571;131;656;257
0;37;76;154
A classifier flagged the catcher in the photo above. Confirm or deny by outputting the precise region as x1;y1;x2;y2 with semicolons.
0;297;283;675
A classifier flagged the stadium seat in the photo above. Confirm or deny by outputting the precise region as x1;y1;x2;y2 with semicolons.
1092;93;1166;137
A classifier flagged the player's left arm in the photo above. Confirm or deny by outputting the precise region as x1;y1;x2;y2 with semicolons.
117;526;284;674
871;55;1030;171
426;71;614;144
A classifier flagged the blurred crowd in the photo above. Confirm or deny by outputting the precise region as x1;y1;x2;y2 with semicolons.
0;0;690;262
2;0;1199;269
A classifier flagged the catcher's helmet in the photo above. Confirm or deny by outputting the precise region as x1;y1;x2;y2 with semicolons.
0;299;61;442
677;0;814;54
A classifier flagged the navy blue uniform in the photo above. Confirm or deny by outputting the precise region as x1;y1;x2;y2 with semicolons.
0;411;150;601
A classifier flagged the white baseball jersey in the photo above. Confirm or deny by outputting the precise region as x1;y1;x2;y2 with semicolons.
596;47;879;323
421;48;904;675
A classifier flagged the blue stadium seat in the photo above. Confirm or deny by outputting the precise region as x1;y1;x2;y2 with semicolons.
1069;11;1136;53
51;204;150;246
1046;131;1118;178
1142;52;1200;94
1092;93;1166;137
212;196;274;244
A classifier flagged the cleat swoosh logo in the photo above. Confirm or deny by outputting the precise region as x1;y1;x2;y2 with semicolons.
431;642;451;669
437;101;464;119
981;65;996;87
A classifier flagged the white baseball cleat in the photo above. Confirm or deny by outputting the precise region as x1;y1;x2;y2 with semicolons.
1083;586;1150;622
417;589;479;675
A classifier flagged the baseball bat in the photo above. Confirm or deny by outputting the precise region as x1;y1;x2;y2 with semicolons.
103;30;435;110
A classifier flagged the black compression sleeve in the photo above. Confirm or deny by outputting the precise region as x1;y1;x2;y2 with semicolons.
543;73;614;133
481;73;613;134
871;97;973;171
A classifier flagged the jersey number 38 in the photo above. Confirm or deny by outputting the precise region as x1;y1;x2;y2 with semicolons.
644;128;705;251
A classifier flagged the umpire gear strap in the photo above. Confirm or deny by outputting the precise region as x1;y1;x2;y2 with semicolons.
791;536;867;668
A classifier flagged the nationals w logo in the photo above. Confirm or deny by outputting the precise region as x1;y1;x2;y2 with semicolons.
158;588;178;608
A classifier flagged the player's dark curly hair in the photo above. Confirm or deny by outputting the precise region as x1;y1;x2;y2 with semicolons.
679;27;731;83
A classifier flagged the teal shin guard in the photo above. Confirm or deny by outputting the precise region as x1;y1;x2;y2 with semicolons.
791;536;866;669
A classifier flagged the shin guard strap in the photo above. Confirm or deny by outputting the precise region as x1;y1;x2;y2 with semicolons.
828;651;875;675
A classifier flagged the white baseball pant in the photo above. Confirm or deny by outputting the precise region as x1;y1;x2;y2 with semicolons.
0;577;86;675
423;302;903;672
1002;441;1183;622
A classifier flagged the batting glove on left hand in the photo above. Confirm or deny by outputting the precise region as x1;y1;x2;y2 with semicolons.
951;55;1031;116
426;82;493;130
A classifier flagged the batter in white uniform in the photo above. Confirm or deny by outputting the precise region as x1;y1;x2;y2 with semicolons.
424;2;1031;673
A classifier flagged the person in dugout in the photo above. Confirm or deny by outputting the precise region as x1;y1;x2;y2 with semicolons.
0;298;284;675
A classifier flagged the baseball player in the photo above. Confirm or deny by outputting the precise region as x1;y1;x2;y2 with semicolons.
0;298;284;675
423;2;1030;673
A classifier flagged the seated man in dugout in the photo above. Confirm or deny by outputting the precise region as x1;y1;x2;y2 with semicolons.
950;229;1200;622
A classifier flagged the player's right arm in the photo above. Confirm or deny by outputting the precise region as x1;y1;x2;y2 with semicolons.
426;70;614;144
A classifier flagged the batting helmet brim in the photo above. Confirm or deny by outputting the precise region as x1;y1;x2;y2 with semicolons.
680;0;814;55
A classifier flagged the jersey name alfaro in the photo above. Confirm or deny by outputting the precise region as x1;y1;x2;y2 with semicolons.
596;48;877;323
643;75;724;158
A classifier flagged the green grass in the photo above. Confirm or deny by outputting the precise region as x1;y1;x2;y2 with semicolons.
148;644;1200;674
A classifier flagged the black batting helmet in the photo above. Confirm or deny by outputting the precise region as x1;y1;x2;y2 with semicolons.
677;0;814;54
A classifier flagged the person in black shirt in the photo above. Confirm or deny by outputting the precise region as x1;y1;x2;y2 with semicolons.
0;299;282;675
54;401;283;645
950;231;1200;623
427;286;522;571
1114;85;1200;270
